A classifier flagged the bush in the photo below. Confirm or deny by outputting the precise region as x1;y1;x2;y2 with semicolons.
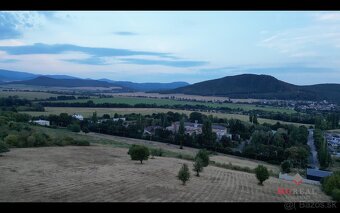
178;163;190;185
150;148;163;157
195;149;210;167
322;171;340;197
0;140;9;154
331;188;340;201
128;145;150;164
4;134;19;147
255;165;269;185
281;160;292;173
72;140;90;146
193;158;203;177
67;124;81;133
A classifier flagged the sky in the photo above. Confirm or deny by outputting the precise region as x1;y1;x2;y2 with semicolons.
0;11;340;84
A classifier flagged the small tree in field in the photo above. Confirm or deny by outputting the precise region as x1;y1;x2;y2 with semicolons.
195;149;210;167
128;145;150;164
255;165;269;185
178;164;190;185
0;140;9;155
193;158;203;177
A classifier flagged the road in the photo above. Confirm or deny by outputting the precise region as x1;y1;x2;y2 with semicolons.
307;129;319;169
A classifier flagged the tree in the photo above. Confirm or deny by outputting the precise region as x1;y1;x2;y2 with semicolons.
255;165;269;185
177;163;190;185
193;158;203;177
67;123;81;132
178;118;185;149
202;120;214;146
322;171;340;201
82;127;90;134
128;145;150;164
92;112;98;123
281;160;292;173
102;114;110;119
195;149;210;167
0;140;9;155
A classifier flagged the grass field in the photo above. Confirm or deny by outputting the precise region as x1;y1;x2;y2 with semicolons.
0;144;330;202
49;96;296;114
0;91;61;100
22;107;311;127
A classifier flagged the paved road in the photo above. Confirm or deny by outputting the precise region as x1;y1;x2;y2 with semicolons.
307;129;319;169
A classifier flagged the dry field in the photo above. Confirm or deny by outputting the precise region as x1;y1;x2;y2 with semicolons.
0;145;331;202
22;107;310;126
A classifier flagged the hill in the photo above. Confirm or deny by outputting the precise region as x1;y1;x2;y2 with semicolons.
98;78;189;91
161;74;340;103
5;76;124;88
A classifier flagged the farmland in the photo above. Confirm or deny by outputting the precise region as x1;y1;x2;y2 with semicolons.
49;96;296;114
22;107;311;126
0;144;330;202
0;91;61;100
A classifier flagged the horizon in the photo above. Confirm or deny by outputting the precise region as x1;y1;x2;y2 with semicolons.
1;11;340;84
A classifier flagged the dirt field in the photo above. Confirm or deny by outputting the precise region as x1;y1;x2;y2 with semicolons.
0;145;331;202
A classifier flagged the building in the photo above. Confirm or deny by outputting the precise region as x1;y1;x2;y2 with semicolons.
113;117;126;122
212;124;228;140
72;114;84;121
32;119;50;126
143;126;162;136
306;168;333;182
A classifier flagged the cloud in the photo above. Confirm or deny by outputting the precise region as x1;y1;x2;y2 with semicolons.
114;31;138;36
315;13;340;21
0;12;22;40
120;58;208;67
0;59;20;63
64;57;110;65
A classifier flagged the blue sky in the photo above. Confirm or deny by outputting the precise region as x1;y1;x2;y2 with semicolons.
0;11;340;84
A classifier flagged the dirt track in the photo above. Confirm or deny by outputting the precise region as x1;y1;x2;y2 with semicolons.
0;145;331;202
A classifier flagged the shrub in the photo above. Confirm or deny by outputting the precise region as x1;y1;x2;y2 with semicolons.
255;165;269;185
150;148;163;157
4;134;19;147
195;149;210;167
322;171;340;196
331;188;340;202
128;145;150;164
193;158;203;177
0;140;9;154
67;124;81;133
72;140;90;146
281;160;292;173
178;163;190;185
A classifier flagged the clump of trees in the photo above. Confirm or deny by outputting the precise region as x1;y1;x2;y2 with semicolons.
178;163;190;185
0;140;9;155
322;171;340;201
280;160;292;173
128;145;150;164
255;165;269;185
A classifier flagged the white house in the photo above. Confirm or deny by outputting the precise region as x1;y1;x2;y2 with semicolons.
72;114;84;121
113;117;126;122
33;119;50;126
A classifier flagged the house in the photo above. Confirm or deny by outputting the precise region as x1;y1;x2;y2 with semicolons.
143;126;162;136
212;124;228;140
72;114;84;121
166;120;202;136
32;119;50;126
306;168;333;182
113;117;126;122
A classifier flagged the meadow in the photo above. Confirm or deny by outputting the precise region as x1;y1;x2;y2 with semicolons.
50;96;296;114
0;91;61;100
23;107;311;127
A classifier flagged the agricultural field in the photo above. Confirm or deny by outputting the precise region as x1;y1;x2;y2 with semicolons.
0;144;330;202
0;91;61;100
49;96;296;114
22;107;311;127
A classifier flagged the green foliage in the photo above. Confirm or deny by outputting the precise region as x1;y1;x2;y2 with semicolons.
281;160;292;173
331;188;340;202
177;163;190;185
255;165;269;185
195;149;210;167
314;129;332;169
67;123;81;132
128;144;150;164
284;146;309;168
322;171;340;195
178;118;185;149
193;158;203;177
4;134;19;147
0;140;9;154
150;148;163;157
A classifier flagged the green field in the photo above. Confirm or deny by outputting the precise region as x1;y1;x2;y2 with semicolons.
23;107;311;127
0;91;61;100
50;96;296;114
